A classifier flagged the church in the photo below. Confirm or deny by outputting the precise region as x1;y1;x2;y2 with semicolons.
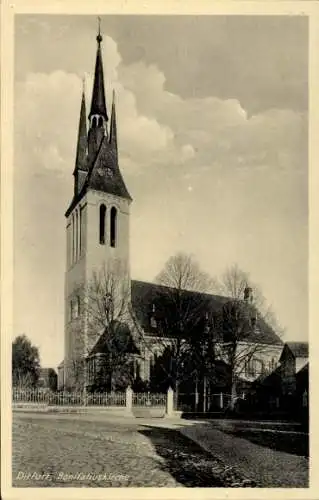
58;27;283;394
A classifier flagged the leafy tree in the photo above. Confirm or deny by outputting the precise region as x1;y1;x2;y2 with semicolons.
12;334;40;388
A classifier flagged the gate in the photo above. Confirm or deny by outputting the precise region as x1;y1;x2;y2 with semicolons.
132;392;166;418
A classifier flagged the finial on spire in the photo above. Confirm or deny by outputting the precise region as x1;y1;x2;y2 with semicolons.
97;16;102;44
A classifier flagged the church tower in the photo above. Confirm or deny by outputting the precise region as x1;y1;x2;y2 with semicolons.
63;25;132;389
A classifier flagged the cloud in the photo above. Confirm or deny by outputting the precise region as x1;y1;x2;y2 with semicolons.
15;34;306;184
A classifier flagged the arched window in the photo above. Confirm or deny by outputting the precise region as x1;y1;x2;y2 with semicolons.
70;299;74;321
79;208;82;257
99;204;106;245
245;358;264;378
76;296;81;317
92;116;97;128
98;116;103;128
110;207;117;248
71;214;75;264
67;223;71;268
75;210;78;261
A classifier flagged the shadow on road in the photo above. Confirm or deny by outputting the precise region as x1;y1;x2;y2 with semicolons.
138;426;225;487
221;428;309;457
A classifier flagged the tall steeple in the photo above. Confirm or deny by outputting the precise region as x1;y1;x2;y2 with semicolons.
89;17;108;122
73;78;88;195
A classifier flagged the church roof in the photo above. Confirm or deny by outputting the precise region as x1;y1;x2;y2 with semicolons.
65;132;132;216
130;279;282;345
285;341;308;358
86;135;132;200
88;320;140;357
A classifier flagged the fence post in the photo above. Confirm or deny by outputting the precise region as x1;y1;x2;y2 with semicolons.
83;387;87;406
126;385;133;415
166;387;174;417
219;392;223;409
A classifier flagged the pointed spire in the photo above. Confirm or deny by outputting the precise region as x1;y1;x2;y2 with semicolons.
74;78;87;173
89;18;108;121
109;89;117;151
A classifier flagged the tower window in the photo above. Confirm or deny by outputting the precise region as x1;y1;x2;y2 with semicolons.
98;116;103;128
72;214;75;264
99;204;106;245
79;208;82;256
110;207;117;248
76;296;81;317
75;210;78;261
92;116;97;128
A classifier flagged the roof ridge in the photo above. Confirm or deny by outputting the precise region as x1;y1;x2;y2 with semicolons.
131;278;230;301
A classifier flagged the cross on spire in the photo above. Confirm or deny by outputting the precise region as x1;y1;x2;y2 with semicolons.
97;16;102;44
89;17;107;121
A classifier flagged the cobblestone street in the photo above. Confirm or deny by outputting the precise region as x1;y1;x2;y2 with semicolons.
12;413;225;488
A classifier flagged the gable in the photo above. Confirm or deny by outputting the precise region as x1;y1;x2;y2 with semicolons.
65;136;131;217
87;136;132;201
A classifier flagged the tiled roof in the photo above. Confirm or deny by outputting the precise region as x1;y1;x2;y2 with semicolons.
130;280;283;345
286;341;308;358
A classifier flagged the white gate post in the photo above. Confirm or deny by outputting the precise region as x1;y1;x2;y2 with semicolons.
126;385;133;415
166;386;174;417
219;392;224;409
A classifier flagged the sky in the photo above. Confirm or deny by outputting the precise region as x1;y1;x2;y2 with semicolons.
13;14;308;369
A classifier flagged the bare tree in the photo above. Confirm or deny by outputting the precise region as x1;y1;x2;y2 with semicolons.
212;264;284;409
149;253;214;401
157;252;214;293
68;356;86;391
84;259;137;391
212;263;284;334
